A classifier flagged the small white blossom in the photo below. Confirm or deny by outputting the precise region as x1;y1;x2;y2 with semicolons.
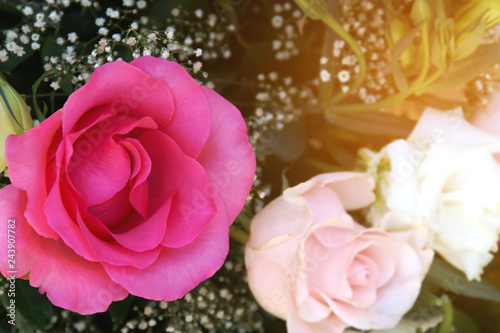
271;15;283;28
130;22;139;30
95;18;105;26
171;8;180;17
67;33;78;43
22;6;34;16
337;70;350;83
21;25;31;34
50;81;60;90
31;33;40;41
193;61;202;73
0;50;8;62
207;14;217;27
31;42;41;50
320;69;331;82
6;30;17;41
137;0;146;9
194;9;203;18
48;11;61;23
195;48;202;57
81;0;92;7
106;8;120;19
98;27;109;36
123;0;134;7
56;37;65;45
320;56;328;64
112;33;121;42
20;35;29;44
147;33;157;41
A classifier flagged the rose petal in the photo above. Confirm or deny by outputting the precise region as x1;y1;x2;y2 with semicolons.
247;196;313;249
0;185;128;315
67;133;131;206
197;86;256;222
103;192;230;301
62;60;175;136
302;186;346;223
77;210;163;269
138;130;217;248
131;56;211;158
311;172;376;210
0;185;36;277
5;110;62;239
246;257;291;320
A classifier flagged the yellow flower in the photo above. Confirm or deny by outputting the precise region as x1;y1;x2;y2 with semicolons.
455;0;500;34
0;76;33;171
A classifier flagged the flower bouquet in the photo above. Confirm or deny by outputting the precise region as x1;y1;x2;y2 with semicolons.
0;0;500;332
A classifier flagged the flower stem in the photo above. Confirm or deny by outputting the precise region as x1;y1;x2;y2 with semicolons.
229;226;249;245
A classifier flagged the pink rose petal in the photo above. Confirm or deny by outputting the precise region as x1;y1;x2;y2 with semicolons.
5;111;62;240
103;193;229;301
131;56;211;158
0;185;128;315
197;86;256;222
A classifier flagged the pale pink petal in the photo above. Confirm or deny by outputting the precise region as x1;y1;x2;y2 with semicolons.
137;130;217;248
197;86;256;222
302;186;346;223
312;172;376;210
247;196;313;249
297;295;332;323
131;56;211;158
0;185;36;277
103;193;230;301
246;257;291;320
5;110;62;239
62;60;174;136
0;186;128;314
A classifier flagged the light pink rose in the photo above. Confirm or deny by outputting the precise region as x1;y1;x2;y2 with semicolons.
245;173;433;332
0;56;255;314
472;89;500;135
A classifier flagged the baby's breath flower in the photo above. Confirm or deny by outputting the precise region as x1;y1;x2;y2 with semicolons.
31;42;41;50
98;27;109;36
95;18;105;27
22;6;34;16
320;69;331;82
271;15;284;28
106;8;120;19
67;33;78;43
123;0;134;7
137;0;147;9
337;70;350;83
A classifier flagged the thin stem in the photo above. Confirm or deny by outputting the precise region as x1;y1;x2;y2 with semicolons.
229;226;249;245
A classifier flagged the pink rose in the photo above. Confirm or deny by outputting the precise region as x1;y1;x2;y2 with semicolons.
0;56;255;314
472;90;500;135
245;173;433;332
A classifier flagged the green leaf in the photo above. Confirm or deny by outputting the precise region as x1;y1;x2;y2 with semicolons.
15;279;54;331
426;257;500;303
427;42;500;91
108;296;134;331
391;26;420;94
328;111;415;137
453;307;480;333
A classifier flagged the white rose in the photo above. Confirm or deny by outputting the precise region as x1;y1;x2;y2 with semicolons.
364;107;500;281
